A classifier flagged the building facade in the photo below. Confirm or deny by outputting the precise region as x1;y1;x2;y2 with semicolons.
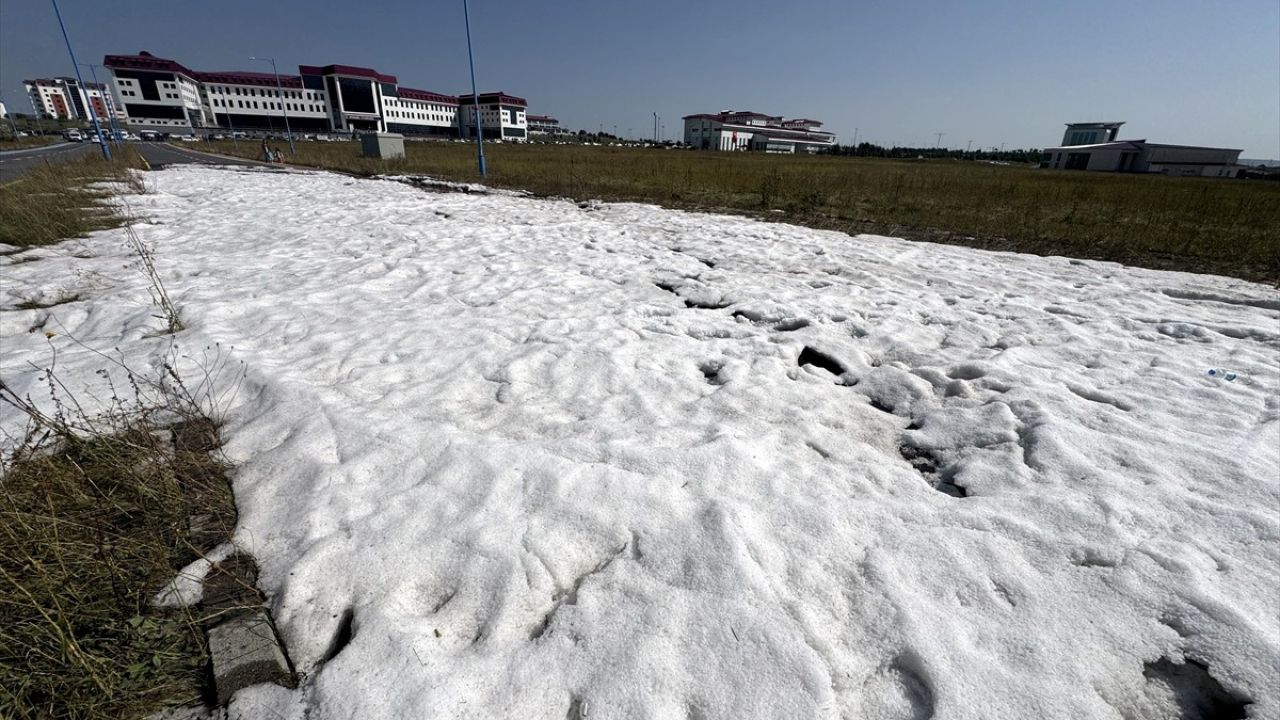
23;77;114;121
1040;122;1242;177
527;115;564;136
100;51;527;140
682;111;836;153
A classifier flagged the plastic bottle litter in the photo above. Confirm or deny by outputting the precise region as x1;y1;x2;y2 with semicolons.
1206;368;1237;381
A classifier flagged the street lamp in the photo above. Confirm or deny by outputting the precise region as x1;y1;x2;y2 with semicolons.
462;0;486;176
249;56;295;157
80;63;123;147
49;0;109;160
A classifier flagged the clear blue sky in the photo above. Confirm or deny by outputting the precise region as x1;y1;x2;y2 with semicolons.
2;0;1277;157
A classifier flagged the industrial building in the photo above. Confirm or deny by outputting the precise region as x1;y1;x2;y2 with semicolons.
94;51;527;140
1039;122;1241;177
682;111;836;153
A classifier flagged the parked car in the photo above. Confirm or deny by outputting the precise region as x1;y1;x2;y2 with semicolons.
63;129;83;142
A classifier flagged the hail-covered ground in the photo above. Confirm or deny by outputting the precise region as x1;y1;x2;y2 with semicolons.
2;165;1278;720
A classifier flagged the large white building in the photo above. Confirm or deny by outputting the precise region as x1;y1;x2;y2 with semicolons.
101;51;527;140
1039;122;1242;178
683;111;836;153
23;77;115;121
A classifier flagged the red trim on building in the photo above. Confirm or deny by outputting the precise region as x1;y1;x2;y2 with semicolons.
104;51;197;78
398;87;458;105
298;64;398;83
458;92;527;107
195;70;304;89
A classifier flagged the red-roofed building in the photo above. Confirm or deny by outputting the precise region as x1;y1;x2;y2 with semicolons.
682;110;836;153
98;50;528;139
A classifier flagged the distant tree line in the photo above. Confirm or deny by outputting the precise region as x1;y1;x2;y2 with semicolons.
824;142;1042;164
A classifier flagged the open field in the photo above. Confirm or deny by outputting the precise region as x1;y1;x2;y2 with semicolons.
203;140;1280;284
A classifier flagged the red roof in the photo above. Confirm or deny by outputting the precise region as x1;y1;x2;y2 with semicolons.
298;64;397;83
458;92;527;107
104;51;197;78
195;70;303;89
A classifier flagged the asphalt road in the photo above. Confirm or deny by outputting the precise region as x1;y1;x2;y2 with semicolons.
0;141;260;184
134;141;259;169
0;142;97;184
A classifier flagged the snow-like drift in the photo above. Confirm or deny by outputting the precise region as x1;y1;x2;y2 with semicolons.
2;166;1278;720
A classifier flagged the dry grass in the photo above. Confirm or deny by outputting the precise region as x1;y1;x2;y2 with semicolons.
0;423;232;719
0;137;63;152
0;149;147;247
207;140;1280;284
0;342;244;718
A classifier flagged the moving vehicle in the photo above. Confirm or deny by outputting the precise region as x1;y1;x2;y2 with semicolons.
139;130;159;141
63;129;83;142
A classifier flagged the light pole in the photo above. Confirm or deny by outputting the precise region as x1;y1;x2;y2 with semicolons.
81;63;122;147
250;56;295;157
462;0;486;176
50;0;109;160
27;89;45;136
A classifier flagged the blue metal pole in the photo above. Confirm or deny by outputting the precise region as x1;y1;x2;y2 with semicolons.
269;58;296;157
50;0;109;160
463;0;486;176
84;63;121;148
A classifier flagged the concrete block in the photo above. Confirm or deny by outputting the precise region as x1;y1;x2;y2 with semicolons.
202;554;263;623
208;611;291;704
361;132;405;159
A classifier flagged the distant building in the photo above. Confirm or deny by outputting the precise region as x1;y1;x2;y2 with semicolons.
98;50;526;139
527;115;564;136
1040;121;1241;177
23;77;112;121
682;111;836;153
0;100;7;119
457;93;528;142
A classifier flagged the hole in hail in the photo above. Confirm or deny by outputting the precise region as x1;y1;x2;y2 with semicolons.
321;607;355;665
699;361;726;385
798;346;846;378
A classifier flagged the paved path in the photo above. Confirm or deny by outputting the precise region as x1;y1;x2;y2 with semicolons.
0;142;96;184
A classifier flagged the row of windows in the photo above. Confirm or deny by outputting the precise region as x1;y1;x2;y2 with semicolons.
212;98;324;113
208;85;323;102
388;109;453;122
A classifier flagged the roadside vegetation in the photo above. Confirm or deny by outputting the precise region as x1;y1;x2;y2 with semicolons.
207;140;1280;284
0;136;63;152
1;151;228;717
0;148;146;247
0;400;234;719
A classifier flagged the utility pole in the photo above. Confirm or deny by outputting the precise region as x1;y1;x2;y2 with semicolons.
250;56;295;157
81;63;122;147
28;89;45;136
934;132;944;149
966;139;973;154
50;0;109;160
461;0;486;176
653;112;658;143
